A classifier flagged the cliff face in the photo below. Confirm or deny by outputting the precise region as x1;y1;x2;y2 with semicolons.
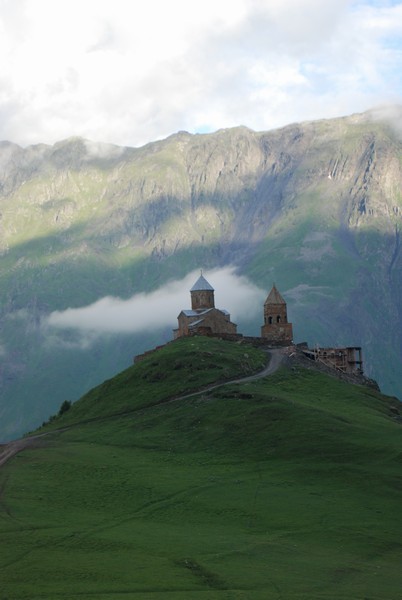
0;109;401;439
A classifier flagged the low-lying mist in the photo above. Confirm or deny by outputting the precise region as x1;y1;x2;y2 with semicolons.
46;267;266;343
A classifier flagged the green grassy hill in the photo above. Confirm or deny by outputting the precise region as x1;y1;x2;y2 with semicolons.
1;337;402;599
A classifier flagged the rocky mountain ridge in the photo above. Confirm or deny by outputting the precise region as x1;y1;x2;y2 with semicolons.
0;108;401;439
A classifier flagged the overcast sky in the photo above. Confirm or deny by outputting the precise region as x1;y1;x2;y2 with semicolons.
0;0;401;148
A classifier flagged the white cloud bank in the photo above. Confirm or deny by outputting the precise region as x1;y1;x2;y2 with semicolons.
46;268;266;338
0;0;401;147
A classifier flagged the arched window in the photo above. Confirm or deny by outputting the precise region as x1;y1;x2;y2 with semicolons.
268;316;273;324
277;315;281;323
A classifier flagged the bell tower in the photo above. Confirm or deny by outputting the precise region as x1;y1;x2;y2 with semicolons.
261;285;293;345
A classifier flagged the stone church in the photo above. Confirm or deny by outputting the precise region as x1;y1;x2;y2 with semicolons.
173;273;237;339
154;274;364;376
173;275;295;344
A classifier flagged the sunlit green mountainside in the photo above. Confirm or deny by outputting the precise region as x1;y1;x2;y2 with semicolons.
0;108;401;440
1;337;402;599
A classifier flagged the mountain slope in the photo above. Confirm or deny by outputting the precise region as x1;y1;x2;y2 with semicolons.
0;109;402;439
0;338;402;599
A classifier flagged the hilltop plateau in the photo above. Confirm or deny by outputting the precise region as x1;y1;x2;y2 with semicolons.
0;108;401;439
0;337;401;599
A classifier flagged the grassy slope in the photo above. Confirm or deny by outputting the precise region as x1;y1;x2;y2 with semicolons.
1;338;402;599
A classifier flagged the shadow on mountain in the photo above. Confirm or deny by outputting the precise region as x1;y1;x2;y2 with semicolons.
1;113;402;439
0;199;401;441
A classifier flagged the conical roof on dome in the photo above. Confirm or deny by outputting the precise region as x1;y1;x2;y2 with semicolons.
264;285;286;305
190;273;214;292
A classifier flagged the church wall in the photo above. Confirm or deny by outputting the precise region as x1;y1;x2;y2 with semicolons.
175;308;237;339
261;322;293;344
200;310;237;335
176;313;200;338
